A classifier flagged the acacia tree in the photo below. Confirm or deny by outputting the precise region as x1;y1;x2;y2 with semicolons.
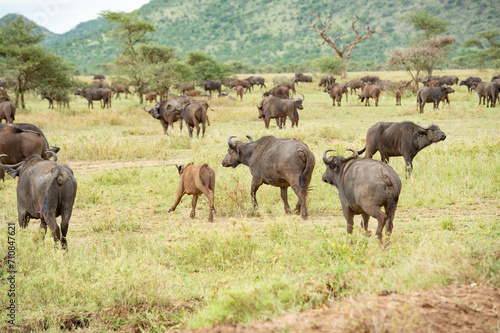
462;30;500;69
99;10;155;58
0;16;74;108
309;14;383;79
388;36;456;91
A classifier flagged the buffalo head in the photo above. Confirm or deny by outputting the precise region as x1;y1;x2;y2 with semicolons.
321;149;358;186
222;136;252;168
415;124;446;146
293;94;305;110
143;103;161;119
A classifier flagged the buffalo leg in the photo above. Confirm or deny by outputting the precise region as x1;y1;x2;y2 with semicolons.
44;215;62;248
363;206;387;240
197;184;215;222
290;184;307;220
360;212;370;232
280;187;291;214
343;208;354;234
195;121;200;137
250;179;262;209
403;155;413;178
168;191;185;213
60;207;72;249
190;195;198;219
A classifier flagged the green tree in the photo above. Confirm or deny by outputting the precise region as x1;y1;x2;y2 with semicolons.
462;30;500;69
99;10;155;58
405;11;449;42
0;17;74;108
315;57;344;76
186;51;231;84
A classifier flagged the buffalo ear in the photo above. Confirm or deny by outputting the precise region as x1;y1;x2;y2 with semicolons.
6;167;20;179
414;130;426;137
176;164;183;174
234;147;240;154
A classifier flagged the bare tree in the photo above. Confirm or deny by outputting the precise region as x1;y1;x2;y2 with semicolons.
388;36;456;91
309;13;384;79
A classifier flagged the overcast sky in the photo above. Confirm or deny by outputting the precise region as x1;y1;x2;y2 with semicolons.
0;0;151;34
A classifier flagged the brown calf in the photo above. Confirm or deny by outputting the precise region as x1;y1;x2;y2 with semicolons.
145;93;157;104
395;89;402;106
236;86;244;101
185;89;200;97
168;163;216;222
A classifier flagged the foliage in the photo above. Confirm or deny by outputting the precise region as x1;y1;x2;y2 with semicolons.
0;16;75;108
315;57;344;76
462;30;500;69
187;51;232;84
99;10;155;58
33;1;499;74
404;11;450;42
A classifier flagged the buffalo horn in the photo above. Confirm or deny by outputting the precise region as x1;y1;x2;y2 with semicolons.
246;135;254;143
45;151;58;161
345;149;358;157
0;154;23;169
322;149;335;165
300;93;305;101
227;136;237;149
142;105;150;113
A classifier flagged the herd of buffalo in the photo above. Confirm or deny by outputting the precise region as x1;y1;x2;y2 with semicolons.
0;72;498;248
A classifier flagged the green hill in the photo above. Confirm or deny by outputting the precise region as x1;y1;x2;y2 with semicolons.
6;0;500;73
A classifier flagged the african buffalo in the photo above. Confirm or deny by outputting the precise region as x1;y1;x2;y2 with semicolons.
0;153;77;249
279;81;296;94
471;82;492;106
263;86;290;98
0;101;15;123
236;86;244;101
325;83;348;102
145;92;158;104
416;85;455;113
329;84;344;107
203;80;222;96
257;95;304;129
176;83;195;95
360;75;380;84
245;76;266;89
111;84;131;99
439;75;459;86
395;89;402;106
357;121;446;177
0;125;59;181
358;85;380;106
168;163;216;222
319;75;336;87
41;91;70;109
75;88;111;109
295;73;313;83
222;135;315;220
487;82;500;107
93;74;105;80
346;80;365;95
322;149;401;240
143;100;183;135
459;77;482;93
180;102;209;137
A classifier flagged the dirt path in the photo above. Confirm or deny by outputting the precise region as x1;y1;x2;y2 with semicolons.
174;285;500;333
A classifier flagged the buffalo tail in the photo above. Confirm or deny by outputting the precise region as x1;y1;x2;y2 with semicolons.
40;167;64;221
298;149;313;192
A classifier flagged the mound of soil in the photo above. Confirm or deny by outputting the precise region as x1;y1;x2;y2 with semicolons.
175;285;499;333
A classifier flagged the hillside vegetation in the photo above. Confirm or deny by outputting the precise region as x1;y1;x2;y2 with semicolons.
26;0;500;73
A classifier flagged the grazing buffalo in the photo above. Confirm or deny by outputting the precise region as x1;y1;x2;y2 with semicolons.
0;101;16;123
416;85;455;113
325;83;348;102
439;75;459;86
176;83;195;95
322;149;401;240
93;74;105;80
358;85;381;106
0;153;77;249
346;80;365;95
279;81;296;94
168;163;216;222
75;88;111;109
263;86;290;98
222;135;315;220
0;125;59;181
295;73;313;83
395;89;402;106
143;100;183;135
245;76;266;89
360;75;380;84
471;82;492;106
111;84;131;99
459;77;482;93
228;79;251;92
41;91;70;109
319;75;335;87
203;80;222;96
357;121;446;177
257;95;304;129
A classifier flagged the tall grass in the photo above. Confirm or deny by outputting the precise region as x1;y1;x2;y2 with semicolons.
0;70;499;332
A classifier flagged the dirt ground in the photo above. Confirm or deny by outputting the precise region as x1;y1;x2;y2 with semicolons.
174;285;500;333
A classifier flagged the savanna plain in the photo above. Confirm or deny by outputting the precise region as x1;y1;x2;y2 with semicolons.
1;69;499;332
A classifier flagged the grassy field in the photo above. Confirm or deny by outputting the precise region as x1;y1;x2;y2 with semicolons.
0;69;499;332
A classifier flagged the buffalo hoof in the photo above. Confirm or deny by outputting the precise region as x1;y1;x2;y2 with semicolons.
190;212;195;219
365;230;373;237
